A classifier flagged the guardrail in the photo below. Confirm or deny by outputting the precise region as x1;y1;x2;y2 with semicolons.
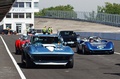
76;32;120;40
35;11;120;27
34;29;120;40
35;28;120;40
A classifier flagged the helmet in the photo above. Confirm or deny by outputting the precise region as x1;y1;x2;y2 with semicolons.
21;34;27;40
95;37;101;42
89;37;94;42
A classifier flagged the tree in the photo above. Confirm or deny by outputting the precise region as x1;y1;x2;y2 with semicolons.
35;4;74;16
97;2;120;14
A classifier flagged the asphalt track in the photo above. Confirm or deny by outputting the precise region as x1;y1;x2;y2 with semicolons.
0;35;120;79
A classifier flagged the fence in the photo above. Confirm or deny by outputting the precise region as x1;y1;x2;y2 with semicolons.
35;11;120;40
35;11;120;27
76;32;120;40
34;29;120;40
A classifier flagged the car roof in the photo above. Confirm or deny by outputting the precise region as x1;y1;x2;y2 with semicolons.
34;34;59;37
88;36;100;39
59;30;74;32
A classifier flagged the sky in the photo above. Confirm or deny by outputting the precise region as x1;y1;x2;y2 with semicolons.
39;0;120;12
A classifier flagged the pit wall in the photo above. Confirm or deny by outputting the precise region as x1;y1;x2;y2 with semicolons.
76;32;120;40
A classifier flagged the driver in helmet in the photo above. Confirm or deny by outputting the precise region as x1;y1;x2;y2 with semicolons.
89;37;94;43
22;34;27;40
95;37;101;42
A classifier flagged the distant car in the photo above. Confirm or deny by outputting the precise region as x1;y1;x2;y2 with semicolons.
2;29;17;35
1;29;8;35
11;30;17;35
58;30;80;47
22;34;74;68
15;34;30;54
76;36;114;54
27;29;36;35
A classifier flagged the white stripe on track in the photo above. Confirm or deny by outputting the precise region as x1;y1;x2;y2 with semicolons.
0;36;26;79
115;52;120;55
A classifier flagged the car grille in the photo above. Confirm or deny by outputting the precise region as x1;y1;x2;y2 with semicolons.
32;55;71;61
64;38;76;42
90;50;113;53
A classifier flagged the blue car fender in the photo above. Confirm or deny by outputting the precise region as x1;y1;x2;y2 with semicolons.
106;41;114;49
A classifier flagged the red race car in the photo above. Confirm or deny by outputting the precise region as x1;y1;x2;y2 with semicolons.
15;35;30;54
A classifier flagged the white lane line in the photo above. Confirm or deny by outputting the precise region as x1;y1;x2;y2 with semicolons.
115;52;120;55
0;36;26;79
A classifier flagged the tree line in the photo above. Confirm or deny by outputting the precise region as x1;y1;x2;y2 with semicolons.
97;2;120;14
35;4;74;16
35;2;120;17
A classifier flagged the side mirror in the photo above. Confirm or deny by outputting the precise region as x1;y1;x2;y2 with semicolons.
24;42;31;47
80;41;84;44
22;44;25;48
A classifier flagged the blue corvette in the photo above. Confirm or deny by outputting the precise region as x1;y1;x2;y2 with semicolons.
22;34;74;68
76;36;114;54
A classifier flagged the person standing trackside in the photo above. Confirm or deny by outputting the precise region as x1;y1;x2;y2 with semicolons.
42;26;47;34
50;27;53;34
47;27;53;34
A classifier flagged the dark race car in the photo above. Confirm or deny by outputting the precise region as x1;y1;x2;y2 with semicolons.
2;29;17;35
76;36;114;54
22;34;74;68
58;30;80;47
27;29;37;35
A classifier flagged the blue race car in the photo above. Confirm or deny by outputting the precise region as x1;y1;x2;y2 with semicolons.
76;36;114;54
22;34;74;68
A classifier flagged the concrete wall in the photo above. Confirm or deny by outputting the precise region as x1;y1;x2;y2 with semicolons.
77;32;120;40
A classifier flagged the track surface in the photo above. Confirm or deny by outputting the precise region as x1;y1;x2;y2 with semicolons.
34;18;120;33
0;35;120;79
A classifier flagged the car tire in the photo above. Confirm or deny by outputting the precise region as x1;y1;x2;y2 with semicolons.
15;47;19;54
109;51;114;54
21;52;25;65
82;46;85;54
66;57;74;68
25;53;34;68
76;45;80;53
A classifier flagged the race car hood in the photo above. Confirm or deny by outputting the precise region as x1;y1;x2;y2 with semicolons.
85;41;114;50
29;44;74;55
90;42;107;46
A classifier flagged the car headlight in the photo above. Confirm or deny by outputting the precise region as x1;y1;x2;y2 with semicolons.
77;37;80;41
60;38;63;42
22;44;25;48
64;42;67;45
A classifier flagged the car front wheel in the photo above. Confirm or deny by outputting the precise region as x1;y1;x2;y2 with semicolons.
15;47;19;54
25;54;34;68
21;52;25;65
82;46;85;54
66;57;74;68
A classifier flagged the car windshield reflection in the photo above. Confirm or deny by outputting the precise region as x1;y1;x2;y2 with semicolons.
32;36;60;44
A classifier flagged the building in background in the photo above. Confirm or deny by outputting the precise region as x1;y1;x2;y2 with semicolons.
2;0;39;34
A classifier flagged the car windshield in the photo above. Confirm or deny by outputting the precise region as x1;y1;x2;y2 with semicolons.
60;31;75;36
32;36;60;44
88;36;101;42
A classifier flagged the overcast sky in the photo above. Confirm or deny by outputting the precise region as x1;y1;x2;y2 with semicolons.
39;0;120;12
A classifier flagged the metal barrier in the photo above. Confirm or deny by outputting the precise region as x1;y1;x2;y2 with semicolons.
76;32;120;40
35;11;120;40
35;29;42;33
35;11;120;27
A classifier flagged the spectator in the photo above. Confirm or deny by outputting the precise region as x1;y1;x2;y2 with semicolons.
42;26;47;34
47;27;53;34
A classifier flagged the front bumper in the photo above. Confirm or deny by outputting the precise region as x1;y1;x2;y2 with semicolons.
85;49;114;54
30;54;73;65
63;41;77;47
34;61;68;65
